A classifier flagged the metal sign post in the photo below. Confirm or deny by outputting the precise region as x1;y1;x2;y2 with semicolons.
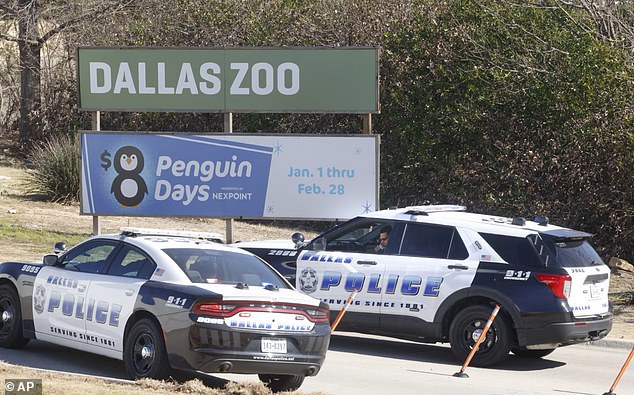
91;110;101;235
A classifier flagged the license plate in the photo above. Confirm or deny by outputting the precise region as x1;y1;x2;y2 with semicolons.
261;337;287;354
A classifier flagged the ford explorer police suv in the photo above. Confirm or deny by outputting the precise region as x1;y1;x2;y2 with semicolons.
251;205;612;367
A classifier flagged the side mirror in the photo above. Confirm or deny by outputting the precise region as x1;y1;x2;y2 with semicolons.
53;242;67;254
43;254;59;266
312;237;326;251
291;232;306;248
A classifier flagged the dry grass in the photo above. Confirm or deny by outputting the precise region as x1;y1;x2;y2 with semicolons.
0;361;328;395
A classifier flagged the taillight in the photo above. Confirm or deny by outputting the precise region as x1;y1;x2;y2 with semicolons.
192;301;330;323
535;273;572;299
305;308;330;323
192;302;237;317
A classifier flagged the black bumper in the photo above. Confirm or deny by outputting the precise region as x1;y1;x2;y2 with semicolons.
165;323;330;376
516;313;613;347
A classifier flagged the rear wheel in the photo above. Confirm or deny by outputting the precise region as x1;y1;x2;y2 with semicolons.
449;305;511;367
511;348;556;359
258;374;305;393
0;284;29;348
124;318;170;379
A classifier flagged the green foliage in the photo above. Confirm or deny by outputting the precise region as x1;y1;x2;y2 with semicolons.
378;0;634;260
2;0;633;262
25;135;80;203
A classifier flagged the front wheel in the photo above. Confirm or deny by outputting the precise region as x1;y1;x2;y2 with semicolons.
449;305;511;367
258;374;305;393
0;284;29;348
124;318;170;379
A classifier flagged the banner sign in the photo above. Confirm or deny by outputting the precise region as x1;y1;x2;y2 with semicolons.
80;132;379;219
77;47;379;113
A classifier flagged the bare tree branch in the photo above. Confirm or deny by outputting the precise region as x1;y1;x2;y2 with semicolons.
0;31;38;45
39;0;136;44
0;5;18;16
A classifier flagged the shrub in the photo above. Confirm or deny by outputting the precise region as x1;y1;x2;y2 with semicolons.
25;135;80;203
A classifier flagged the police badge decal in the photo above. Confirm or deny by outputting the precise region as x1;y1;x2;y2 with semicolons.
298;268;318;294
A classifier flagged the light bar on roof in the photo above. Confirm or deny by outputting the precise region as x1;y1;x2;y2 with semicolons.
120;227;224;243
404;205;467;214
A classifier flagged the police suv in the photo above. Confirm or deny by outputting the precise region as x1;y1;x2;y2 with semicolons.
240;205;613;366
0;228;330;392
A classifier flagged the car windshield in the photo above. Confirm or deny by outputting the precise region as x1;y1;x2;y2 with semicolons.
163;248;289;287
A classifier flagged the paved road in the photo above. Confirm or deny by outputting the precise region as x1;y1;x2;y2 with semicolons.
1;332;633;395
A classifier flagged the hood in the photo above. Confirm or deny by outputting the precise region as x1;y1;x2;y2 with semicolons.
230;239;297;249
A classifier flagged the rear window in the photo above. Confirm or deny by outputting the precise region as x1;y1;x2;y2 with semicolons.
163;248;289;287
542;237;604;268
480;233;544;267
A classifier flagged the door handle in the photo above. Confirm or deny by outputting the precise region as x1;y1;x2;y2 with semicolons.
125;289;135;296
357;261;377;265
448;264;469;270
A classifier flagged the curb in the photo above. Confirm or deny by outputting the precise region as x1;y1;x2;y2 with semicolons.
587;338;634;350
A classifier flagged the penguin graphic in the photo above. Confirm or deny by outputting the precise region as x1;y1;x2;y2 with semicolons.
111;146;148;207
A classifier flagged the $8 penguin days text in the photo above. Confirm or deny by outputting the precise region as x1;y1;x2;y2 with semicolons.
153;155;254;205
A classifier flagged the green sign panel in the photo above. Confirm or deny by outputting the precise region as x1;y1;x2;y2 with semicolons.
77;47;379;113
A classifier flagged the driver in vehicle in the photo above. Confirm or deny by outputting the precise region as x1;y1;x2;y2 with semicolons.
374;227;391;253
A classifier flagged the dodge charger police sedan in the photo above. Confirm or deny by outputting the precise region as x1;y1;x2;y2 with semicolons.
235;205;612;367
0;228;330;392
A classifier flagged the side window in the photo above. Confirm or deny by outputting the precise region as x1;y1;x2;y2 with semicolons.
480;233;543;267
60;241;119;274
107;245;156;279
324;221;394;254
400;223;467;259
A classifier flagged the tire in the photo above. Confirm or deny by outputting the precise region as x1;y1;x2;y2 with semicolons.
258;374;305;393
124;318;170;380
511;348;556;359
449;305;511;367
0;284;29;348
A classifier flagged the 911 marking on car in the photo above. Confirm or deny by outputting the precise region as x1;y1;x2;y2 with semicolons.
165;296;188;308
503;270;531;281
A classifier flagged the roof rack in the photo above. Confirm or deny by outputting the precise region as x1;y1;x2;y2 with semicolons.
403;205;467;215
120;227;224;243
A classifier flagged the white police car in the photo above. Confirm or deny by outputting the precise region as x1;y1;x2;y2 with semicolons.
240;205;613;367
0;228;330;392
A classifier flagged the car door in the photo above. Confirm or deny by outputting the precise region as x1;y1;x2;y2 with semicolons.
296;219;399;332
84;244;156;355
379;222;477;336
32;240;120;349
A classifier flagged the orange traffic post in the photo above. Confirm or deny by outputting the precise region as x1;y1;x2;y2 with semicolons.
603;343;634;395
330;290;359;334
453;304;501;378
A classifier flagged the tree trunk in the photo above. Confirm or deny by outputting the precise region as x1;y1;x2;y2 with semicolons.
18;0;41;145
